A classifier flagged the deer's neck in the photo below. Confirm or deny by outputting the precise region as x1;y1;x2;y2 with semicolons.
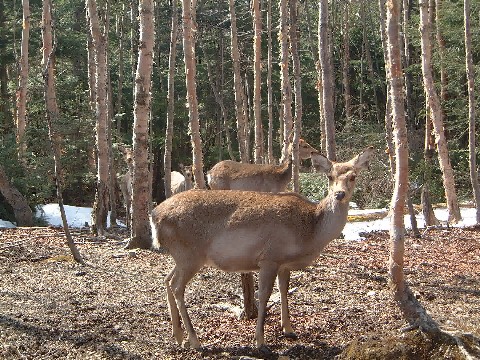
277;157;292;175
314;195;350;242
184;177;193;190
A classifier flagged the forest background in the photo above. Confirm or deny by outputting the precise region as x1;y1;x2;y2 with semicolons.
0;0;479;226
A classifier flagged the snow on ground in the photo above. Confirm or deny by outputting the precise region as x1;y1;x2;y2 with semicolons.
0;219;16;228
0;203;478;241
343;206;478;240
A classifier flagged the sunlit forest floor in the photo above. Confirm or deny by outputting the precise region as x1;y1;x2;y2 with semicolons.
0;226;479;359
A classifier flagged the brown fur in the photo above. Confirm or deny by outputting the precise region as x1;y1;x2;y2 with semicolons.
207;139;318;192
152;147;375;349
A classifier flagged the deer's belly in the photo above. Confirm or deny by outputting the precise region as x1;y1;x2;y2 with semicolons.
205;226;304;272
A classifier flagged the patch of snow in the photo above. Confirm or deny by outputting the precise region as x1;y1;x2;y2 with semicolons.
37;204;93;228
342;207;478;240
0;219;16;228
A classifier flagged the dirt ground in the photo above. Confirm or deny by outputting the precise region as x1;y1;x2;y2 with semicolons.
0;224;479;359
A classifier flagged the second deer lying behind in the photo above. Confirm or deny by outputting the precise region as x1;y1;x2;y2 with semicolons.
207;139;319;192
151;146;374;350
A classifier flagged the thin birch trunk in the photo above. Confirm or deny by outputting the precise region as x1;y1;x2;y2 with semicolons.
200;38;235;161
104;0;118;228
319;0;335;160
422;107;440;226
267;0;274;164
126;0;155;249
290;0;301;192
379;0;395;172
363;3;382;125
16;0;29;156
164;0;178;199
342;1;352;126
182;0;206;189
116;8;125;134
435;0;448;103
419;0;461;223
86;0;110;236
279;0;293;161
464;0;480;224
229;0;248;162
131;0;138;102
386;0;407;296
244;72;252;159
43;0;83;263
252;0;263;163
87;31;96;114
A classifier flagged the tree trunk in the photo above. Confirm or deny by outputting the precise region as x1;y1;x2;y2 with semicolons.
379;0;395;171
164;0;178;200
342;1;352;126
303;0;324;152
386;0;408;297
244;72;252;159
130;0;138;102
318;0;336;160
290;0;302;192
229;0;248;163
125;0;154;249
363;3;383;125
422;109;440;226
252;0;263;163
0;0;13;132
86;0;110;236
182;0;206;189
419;0;461;223
279;0;293;161
402;0;414;126
0;165;33;226
16;0;29;156
435;0;448;103
42;0;83;263
116;8;125;134
201;38;235;161
464;0;480;224
266;0;274;164
104;0;117;229
87;31;96;114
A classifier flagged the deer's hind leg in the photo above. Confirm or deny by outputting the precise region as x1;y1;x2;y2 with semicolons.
169;262;203;349
165;267;183;345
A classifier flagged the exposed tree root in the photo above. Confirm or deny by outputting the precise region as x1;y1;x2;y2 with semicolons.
395;284;480;360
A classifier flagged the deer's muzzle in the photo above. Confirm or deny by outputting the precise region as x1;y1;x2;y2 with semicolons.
335;191;346;201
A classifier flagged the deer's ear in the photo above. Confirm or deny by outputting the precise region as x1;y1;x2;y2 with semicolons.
353;146;375;171
311;153;332;174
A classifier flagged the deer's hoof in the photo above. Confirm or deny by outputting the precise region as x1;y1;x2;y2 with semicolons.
258;344;274;356
283;331;298;340
182;339;201;350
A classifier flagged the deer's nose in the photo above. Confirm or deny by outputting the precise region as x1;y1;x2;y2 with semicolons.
335;191;346;201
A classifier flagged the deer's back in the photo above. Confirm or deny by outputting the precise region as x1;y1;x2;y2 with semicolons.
151;190;318;268
207;160;291;192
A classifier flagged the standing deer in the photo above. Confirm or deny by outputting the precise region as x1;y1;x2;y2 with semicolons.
207;138;319;192
170;164;194;195
151;146;374;350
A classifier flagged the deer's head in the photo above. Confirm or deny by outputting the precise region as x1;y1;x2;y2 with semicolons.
312;146;374;203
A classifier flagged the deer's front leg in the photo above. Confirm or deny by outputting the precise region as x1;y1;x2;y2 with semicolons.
255;261;279;349
277;268;297;339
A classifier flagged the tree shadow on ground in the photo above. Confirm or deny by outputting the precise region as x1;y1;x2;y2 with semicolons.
0;315;143;359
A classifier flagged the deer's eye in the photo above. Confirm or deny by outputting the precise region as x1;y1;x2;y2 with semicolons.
327;175;333;182
349;175;356;182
